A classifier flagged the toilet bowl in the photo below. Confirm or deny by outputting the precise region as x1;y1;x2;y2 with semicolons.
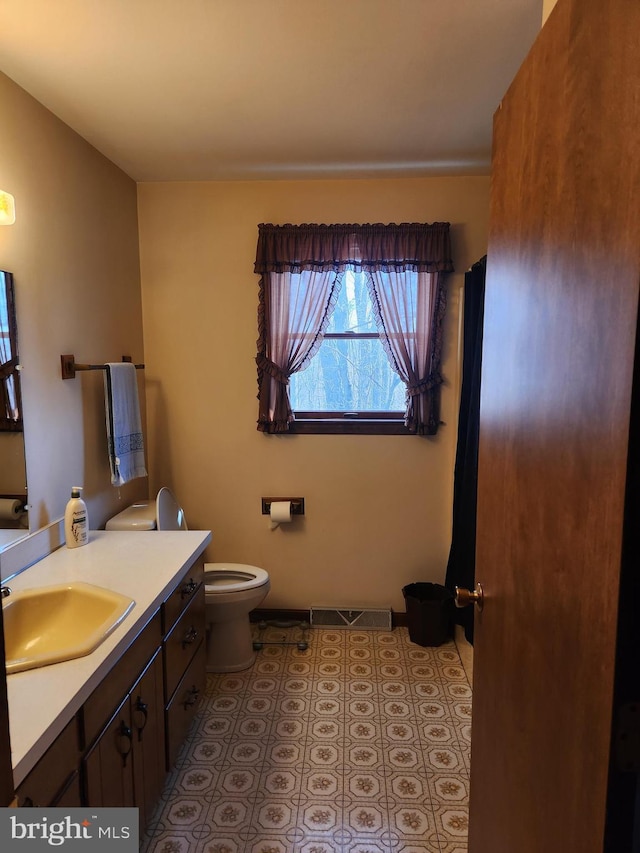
204;563;270;672
105;490;271;672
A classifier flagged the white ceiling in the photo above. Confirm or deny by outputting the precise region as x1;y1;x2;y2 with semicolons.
0;0;542;182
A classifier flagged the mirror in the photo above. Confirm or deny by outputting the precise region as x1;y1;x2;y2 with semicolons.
0;270;28;548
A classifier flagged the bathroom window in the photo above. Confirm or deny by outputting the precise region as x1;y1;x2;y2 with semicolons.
254;222;453;435
288;270;406;432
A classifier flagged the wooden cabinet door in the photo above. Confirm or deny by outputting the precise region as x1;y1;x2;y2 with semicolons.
51;773;82;808
84;653;166;823
131;649;165;831
84;695;135;808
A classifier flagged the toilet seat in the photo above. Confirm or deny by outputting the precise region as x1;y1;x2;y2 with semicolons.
156;486;188;531
204;563;269;594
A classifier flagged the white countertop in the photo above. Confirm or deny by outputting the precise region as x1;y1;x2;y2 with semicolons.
4;529;211;787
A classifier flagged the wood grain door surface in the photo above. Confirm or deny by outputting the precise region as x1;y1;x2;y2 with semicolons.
468;0;640;851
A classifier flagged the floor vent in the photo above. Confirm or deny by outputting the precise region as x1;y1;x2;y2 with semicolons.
310;606;392;631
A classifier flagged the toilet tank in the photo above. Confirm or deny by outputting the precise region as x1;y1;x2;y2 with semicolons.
105;501;157;531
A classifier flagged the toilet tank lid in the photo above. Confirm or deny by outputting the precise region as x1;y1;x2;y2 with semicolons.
105;501;157;531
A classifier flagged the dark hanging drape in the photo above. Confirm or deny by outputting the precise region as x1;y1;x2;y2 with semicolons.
445;256;486;644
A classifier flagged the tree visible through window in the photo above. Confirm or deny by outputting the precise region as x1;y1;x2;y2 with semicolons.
289;271;405;414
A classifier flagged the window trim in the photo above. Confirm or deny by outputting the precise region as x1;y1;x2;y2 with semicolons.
290;409;409;435
288;417;411;435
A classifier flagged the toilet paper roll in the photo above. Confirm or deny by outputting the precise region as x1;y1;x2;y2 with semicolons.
0;499;23;521
269;500;292;530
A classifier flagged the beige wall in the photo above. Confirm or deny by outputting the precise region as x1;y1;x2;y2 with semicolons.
542;0;558;24
0;72;147;533
138;178;489;611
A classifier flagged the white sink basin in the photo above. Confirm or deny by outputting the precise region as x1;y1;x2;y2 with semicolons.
3;581;135;674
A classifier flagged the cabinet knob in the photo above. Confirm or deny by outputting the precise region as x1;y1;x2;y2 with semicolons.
182;626;198;648
181;579;198;599
183;686;200;709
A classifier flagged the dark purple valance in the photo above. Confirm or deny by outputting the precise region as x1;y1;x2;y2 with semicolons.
254;222;454;274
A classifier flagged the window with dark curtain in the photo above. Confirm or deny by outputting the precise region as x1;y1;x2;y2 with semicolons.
254;222;454;435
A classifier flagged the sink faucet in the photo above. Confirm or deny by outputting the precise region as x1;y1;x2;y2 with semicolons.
0;587;11;599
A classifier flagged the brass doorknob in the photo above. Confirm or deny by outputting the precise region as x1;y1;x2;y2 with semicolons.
454;582;484;611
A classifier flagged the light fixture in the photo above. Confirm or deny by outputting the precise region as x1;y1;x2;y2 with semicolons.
0;190;16;225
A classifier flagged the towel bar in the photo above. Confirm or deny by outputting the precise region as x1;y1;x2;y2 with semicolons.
61;354;145;380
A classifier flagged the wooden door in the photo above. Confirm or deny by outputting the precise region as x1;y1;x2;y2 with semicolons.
468;1;640;851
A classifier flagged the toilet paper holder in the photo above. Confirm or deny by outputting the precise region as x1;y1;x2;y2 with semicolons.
261;497;305;516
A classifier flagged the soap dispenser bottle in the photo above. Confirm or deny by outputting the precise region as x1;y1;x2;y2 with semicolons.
64;486;89;548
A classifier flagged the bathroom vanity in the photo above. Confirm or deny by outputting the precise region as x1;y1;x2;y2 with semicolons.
4;529;210;831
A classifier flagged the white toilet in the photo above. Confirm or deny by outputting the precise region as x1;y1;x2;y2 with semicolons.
105;488;271;672
203;563;270;672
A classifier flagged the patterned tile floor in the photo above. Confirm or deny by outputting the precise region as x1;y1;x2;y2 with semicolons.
140;625;471;853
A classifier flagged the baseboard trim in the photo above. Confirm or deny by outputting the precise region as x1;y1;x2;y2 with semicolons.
251;608;408;628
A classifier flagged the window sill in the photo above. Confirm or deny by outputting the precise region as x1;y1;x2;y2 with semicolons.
288;419;411;435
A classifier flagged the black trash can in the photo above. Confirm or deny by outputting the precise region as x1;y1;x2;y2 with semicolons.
402;582;453;647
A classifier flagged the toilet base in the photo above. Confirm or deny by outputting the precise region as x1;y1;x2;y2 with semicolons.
206;615;257;672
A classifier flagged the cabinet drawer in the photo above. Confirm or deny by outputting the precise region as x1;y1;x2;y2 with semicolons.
16;716;80;807
165;639;205;768
164;583;205;701
163;558;204;634
83;611;162;748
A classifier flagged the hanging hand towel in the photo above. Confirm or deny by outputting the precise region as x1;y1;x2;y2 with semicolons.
104;363;148;486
